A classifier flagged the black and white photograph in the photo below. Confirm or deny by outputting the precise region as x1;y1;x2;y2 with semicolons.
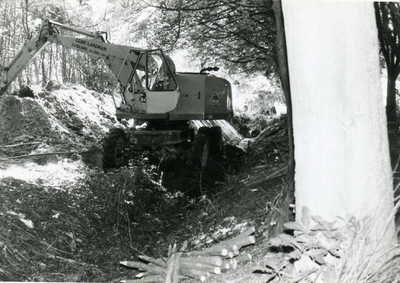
0;0;399;282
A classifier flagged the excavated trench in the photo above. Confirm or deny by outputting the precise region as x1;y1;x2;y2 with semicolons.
105;129;247;198
152;143;246;197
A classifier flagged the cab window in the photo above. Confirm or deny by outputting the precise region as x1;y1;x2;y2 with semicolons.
146;50;177;91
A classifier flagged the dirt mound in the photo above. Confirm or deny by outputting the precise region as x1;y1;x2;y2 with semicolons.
0;95;53;144
0;84;119;159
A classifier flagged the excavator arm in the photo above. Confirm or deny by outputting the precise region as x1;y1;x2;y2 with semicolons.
0;19;145;97
0;23;50;94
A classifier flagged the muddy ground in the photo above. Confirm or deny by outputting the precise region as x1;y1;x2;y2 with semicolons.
0;84;292;282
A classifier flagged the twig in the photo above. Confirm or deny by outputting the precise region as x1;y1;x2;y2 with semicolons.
0;142;41;148
4;150;88;160
172;252;183;283
122;275;165;283
393;152;400;175
120;261;166;275
244;165;288;188
274;141;289;165
48;254;90;266
165;253;176;283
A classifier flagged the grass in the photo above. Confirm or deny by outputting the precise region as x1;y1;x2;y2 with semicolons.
0;161;187;281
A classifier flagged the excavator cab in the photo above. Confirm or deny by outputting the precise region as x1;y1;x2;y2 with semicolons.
118;49;181;122
118;48;233;125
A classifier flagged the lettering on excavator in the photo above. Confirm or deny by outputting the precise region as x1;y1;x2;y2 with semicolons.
75;38;107;51
71;43;88;51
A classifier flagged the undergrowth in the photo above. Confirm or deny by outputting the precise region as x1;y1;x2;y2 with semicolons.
0;165;186;281
258;204;400;283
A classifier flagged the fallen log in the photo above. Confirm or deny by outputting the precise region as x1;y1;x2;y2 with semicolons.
234;253;252;267
184;227;255;259
165;252;177;283
212;227;255;250
121;275;165;283
120;261;166;275
171;240;188;283
179;266;209;282
172;252;183;283
180;261;221;274
180;255;223;267
191;120;243;144
244;165;288;188
135;272;153;278
220;259;232;270
138;255;167;267
183;248;229;257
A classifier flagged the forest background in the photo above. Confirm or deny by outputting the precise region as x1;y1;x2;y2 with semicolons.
0;0;287;118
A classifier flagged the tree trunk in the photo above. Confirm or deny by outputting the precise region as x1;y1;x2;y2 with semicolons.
41;53;47;86
34;59;40;84
282;0;396;249
62;48;67;83
387;73;397;121
49;45;53;81
272;0;295;185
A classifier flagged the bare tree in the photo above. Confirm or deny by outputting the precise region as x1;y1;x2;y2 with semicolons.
375;2;400;121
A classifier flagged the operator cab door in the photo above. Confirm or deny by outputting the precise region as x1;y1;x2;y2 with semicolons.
144;50;179;114
130;53;147;114
121;52;147;115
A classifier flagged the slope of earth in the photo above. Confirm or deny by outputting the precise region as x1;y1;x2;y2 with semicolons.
0;84;119;169
0;84;291;282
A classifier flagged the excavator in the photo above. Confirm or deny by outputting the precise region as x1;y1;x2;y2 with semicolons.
0;19;234;169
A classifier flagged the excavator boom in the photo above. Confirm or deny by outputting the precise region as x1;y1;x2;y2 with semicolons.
0;20;143;96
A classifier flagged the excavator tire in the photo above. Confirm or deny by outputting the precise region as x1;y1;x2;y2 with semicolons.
209;126;222;155
102;128;129;169
194;126;222;167
198;126;222;156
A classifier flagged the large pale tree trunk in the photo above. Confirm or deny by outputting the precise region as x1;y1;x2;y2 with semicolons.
282;1;396;247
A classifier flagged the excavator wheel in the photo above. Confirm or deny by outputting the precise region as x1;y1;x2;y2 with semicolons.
194;126;223;167
209;126;223;155
198;126;223;156
102;128;129;169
